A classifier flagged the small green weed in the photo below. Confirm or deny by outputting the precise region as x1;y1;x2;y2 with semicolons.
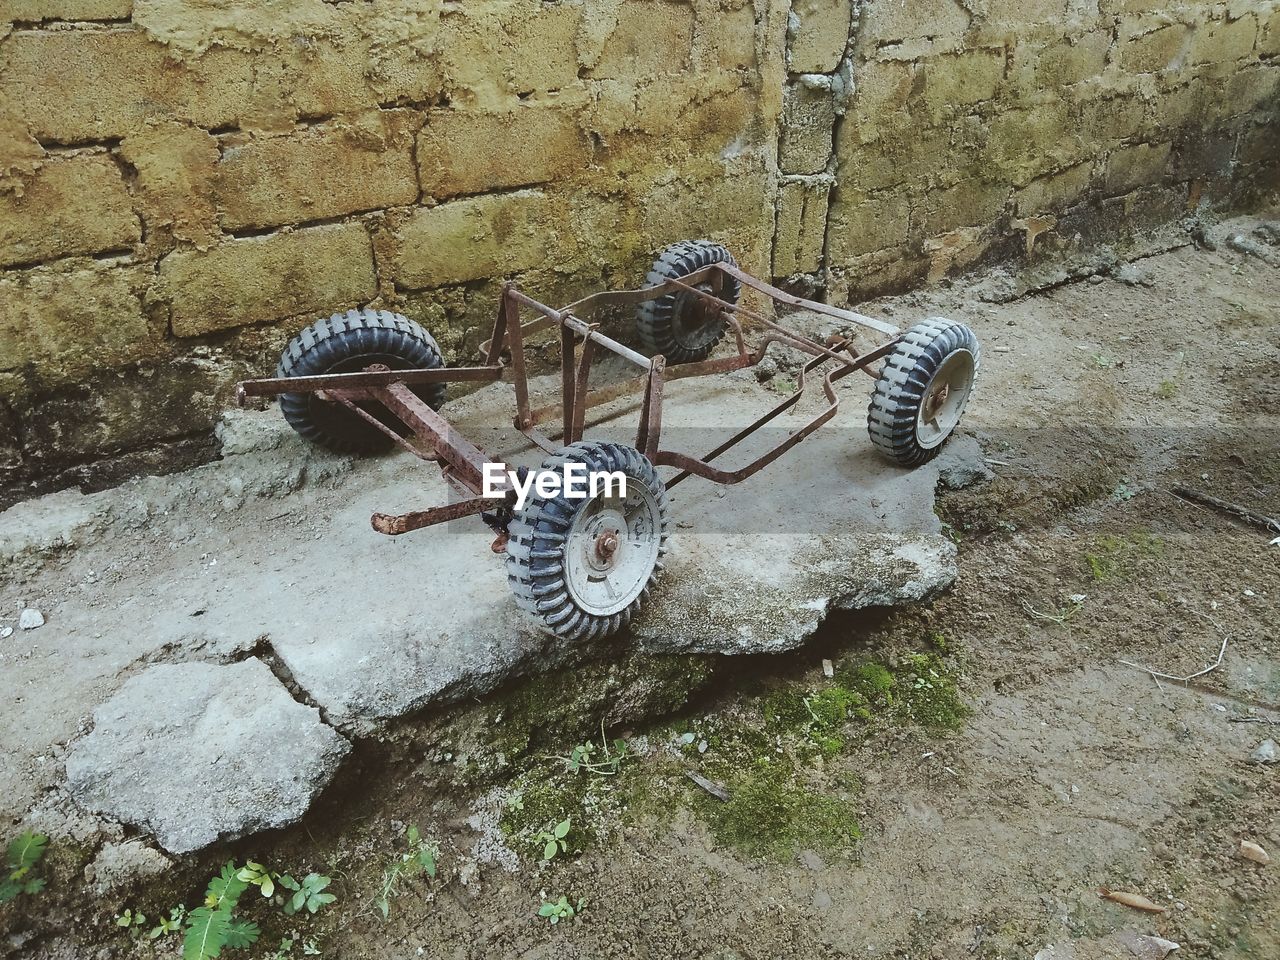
375;825;437;919
1;831;48;902
538;895;585;925
281;873;336;916
534;817;572;862
557;721;630;776
1156;379;1178;399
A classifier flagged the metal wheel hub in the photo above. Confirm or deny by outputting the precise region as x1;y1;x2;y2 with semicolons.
564;486;662;616
916;348;975;449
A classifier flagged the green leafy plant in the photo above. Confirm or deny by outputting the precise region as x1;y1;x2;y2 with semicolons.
558;721;629;775
375;825;437;919
236;861;284;898
115;908;147;929
281;873;336;916
149;905;187;940
0;832;48;902
184;861;259;960
534;818;572;862
537;895;585;925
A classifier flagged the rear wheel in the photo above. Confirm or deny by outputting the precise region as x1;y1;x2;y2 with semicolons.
867;318;979;467
277;308;446;454
635;240;741;363
505;441;670;640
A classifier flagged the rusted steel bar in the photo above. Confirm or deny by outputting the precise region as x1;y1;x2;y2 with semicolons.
504;290;533;430
569;335;595;446
520;425;560;454
372;495;496;535
485;287;511;365
237;365;502;402
716;262;900;336
506;289;652;368
560;322;577;446
370;381;490;494
638;358;665;461
658;367;842;487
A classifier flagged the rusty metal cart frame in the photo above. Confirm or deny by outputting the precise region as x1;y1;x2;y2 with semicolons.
235;262;909;540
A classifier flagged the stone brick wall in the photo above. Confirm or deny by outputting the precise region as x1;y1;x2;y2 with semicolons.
0;0;1276;492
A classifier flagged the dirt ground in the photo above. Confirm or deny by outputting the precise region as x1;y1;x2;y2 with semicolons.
3;220;1279;960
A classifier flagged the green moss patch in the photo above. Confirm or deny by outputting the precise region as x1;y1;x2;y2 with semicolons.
700;757;860;860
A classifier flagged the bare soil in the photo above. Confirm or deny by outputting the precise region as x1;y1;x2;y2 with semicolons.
3;223;1278;960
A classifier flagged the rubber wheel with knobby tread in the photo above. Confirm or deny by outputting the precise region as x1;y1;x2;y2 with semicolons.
277;308;447;454
505;441;670;641
635;240;741;364
867;317;980;467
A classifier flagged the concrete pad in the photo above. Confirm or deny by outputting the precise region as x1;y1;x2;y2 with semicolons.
64;659;349;854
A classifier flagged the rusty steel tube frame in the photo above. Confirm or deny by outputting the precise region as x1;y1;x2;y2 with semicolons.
233;265;904;535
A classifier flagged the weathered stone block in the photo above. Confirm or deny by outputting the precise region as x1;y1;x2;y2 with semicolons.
911;178;1008;236
1188;15;1258;65
162;224;377;337
1018;31;1111;89
1261;7;1280;56
5;28;253;142
1171;133;1235;179
1015;162;1094;214
1;0;131;20
986;102;1081;185
982;0;1070;28
847;58;914;144
773;177;830;276
1101;141;1171;196
417;108;588;200
1224;64;1280;116
780;79;837;175
699;1;758;73
788;0;852;74
918;50;1005;116
592;0;694;79
0;263;156;384
392;190;557;288
1076;93;1147;146
217;112;419;231
506;2;582;93
861;0;970;46
827;189;910;260
120;121;220;249
1118;25;1190;75
0;154;139;267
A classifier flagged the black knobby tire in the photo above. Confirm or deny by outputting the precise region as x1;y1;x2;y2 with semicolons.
867;317;980;467
277;308;447;454
635;240;741;364
506;441;670;641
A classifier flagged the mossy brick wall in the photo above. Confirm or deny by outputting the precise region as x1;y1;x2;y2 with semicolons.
0;0;1276;490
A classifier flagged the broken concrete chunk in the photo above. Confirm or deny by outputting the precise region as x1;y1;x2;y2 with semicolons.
85;839;173;895
65;659;349;854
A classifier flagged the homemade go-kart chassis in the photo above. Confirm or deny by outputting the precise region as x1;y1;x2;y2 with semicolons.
236;241;980;640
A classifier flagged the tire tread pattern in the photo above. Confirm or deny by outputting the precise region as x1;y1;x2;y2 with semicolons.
867;317;980;467
505;441;670;641
277;308;446;454
635;240;741;363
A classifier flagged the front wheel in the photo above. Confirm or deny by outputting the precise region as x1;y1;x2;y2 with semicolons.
505;441;670;640
867;318;979;467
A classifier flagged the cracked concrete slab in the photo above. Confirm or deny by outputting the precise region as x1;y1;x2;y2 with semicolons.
64;659;349;854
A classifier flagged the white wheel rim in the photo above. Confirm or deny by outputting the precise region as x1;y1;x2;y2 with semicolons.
564;484;662;616
916;349;975;449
